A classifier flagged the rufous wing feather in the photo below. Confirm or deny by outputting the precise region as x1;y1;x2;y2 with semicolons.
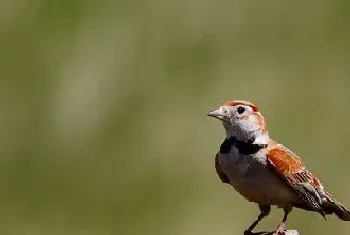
266;143;326;217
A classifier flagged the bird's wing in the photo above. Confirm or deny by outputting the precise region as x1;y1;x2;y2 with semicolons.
266;143;326;217
215;153;230;184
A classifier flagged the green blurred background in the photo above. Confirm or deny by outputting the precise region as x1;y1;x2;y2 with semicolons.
1;0;350;234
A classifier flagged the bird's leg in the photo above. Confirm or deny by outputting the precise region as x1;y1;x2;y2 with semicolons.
244;204;271;235
273;206;292;235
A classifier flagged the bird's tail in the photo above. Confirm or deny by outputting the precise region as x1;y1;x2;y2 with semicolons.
324;192;350;221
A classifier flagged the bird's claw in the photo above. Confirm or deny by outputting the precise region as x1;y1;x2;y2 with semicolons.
272;231;286;235
272;222;286;235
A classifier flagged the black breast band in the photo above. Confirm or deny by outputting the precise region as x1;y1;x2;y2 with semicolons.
219;137;267;155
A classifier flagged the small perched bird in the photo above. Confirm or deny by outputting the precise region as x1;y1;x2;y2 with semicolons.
208;100;350;235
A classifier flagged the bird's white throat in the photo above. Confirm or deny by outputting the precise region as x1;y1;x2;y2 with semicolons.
223;122;269;145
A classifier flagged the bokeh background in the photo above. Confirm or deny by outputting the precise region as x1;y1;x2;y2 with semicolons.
1;1;350;234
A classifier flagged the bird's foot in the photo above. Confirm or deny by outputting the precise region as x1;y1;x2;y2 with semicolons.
272;222;286;235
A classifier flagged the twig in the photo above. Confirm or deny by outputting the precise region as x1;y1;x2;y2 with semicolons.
246;230;300;235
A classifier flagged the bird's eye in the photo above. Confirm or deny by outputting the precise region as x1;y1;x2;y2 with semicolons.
237;106;245;114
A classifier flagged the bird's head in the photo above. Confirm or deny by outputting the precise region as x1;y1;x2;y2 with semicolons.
208;100;269;144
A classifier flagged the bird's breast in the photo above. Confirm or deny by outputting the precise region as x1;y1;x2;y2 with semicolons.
218;148;298;205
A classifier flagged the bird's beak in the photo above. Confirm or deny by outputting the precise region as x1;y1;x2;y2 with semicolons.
207;107;230;123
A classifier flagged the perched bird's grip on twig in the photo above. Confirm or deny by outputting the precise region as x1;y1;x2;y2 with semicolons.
246;230;300;235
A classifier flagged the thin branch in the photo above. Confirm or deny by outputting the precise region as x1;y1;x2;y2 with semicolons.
247;230;300;235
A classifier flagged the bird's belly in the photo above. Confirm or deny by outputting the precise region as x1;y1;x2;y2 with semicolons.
218;152;299;206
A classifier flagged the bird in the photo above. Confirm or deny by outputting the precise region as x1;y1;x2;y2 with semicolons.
207;100;350;235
